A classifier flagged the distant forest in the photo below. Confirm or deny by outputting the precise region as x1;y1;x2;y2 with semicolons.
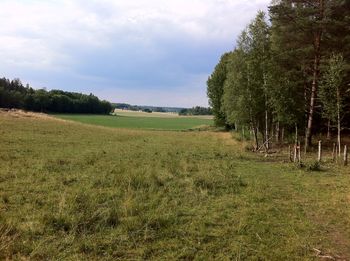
0;78;112;114
179;106;212;116
207;0;350;151
114;103;175;113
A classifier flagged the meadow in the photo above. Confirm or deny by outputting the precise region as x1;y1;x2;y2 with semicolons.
0;111;350;260
53;113;213;131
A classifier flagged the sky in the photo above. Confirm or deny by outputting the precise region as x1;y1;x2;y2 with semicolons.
0;0;270;107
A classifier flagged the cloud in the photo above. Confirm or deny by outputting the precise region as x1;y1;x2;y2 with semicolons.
0;0;270;107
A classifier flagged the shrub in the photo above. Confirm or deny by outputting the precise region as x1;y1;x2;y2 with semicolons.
306;161;321;172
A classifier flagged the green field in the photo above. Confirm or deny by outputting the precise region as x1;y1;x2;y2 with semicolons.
1;112;350;260
53;114;213;130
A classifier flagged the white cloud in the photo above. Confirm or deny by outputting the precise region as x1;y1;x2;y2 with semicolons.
0;0;271;106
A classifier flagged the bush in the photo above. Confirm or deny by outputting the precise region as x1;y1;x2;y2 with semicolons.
306;161;321;172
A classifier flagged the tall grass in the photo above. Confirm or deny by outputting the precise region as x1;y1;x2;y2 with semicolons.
0;113;349;260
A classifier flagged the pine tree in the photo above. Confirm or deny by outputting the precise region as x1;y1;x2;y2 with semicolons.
269;0;336;151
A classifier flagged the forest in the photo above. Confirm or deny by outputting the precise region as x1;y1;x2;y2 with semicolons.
178;106;212;116
207;0;350;152
0;77;112;114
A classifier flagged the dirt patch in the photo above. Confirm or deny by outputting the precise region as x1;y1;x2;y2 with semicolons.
0;108;65;122
209;131;246;150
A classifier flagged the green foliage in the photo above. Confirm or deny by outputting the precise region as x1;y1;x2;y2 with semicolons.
209;1;350;142
267;23;306;127
223;50;251;126
319;53;346;122
179;106;212;116
222;11;270;145
306;161;322;172
207;53;230;127
269;0;350;144
0;77;112;114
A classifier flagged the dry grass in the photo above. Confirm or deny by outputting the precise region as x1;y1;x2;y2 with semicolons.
0;112;349;260
0;108;65;122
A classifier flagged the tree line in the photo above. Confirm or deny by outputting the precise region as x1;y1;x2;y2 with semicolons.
207;0;350;152
179;106;212;116
0;78;112;114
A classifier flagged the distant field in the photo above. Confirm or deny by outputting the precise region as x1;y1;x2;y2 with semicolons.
53;114;213;130
113;109;213;119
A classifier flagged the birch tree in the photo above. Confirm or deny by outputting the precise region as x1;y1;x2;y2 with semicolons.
207;53;231;127
223;12;270;150
319;53;347;156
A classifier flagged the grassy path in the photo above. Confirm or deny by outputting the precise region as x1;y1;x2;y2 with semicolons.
0;112;349;260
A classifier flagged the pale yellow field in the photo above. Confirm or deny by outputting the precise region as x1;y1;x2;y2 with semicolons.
113;109;213;119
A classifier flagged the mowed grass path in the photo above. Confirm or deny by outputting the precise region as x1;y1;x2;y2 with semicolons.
53;114;213;130
0;113;350;260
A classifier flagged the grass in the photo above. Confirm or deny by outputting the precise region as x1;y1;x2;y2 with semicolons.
0;112;350;260
52;114;213;130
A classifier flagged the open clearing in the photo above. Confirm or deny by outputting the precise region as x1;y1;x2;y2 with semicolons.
53;113;213;130
1;111;350;260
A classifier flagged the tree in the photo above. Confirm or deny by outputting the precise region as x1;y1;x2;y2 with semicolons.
269;0;349;150
247;11;271;149
223;49;260;148
319;53;347;156
143;108;152;113
223;12;270;150
207;52;231;127
0;77;113;114
268;21;306;143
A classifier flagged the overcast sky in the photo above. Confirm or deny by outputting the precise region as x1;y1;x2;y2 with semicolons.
0;0;270;107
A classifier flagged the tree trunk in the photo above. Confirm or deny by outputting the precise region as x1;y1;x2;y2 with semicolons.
305;46;320;150
344;145;348;166
304;0;324;152
265;109;269;151
250;113;259;151
327;119;331;140
337;87;341;157
271;122;275;144
252;124;259;151
275;121;280;144
318;140;322;162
